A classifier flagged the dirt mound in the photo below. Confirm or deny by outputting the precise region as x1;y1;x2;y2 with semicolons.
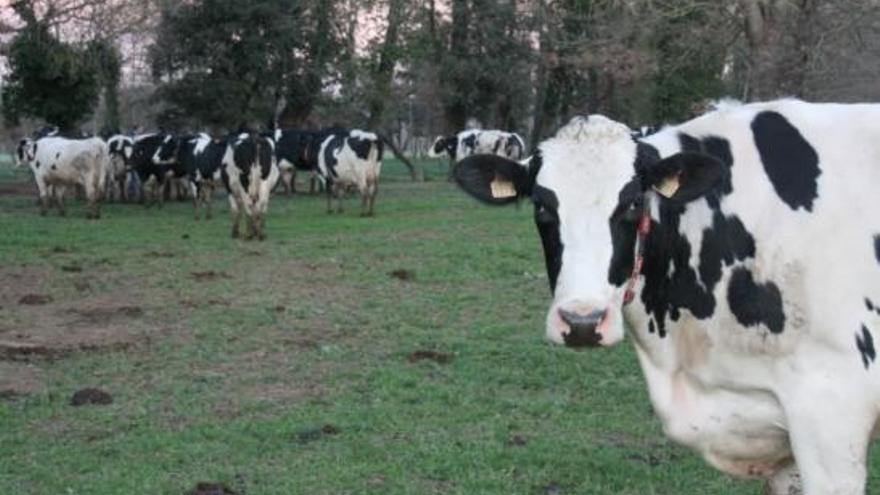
191;271;231;282
186;482;238;495
389;269;415;281
70;388;113;406
407;350;454;364
19;294;52;305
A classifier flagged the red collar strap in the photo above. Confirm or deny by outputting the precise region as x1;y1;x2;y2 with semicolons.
623;194;653;306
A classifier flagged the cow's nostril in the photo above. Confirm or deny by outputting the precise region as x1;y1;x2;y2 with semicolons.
559;308;606;348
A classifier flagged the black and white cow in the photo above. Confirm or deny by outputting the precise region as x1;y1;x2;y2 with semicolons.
317;129;383;216
270;128;319;195
130;133;186;207
453;99;880;494
179;133;227;220
105;134;134;202
429;129;525;162
221;133;279;239
15;136;108;218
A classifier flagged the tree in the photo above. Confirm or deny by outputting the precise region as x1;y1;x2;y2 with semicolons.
1;1;101;131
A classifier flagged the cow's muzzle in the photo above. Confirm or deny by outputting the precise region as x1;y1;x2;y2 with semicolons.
558;308;607;348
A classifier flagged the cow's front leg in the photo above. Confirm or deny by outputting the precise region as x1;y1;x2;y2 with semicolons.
784;386;872;495
228;195;242;238
765;462;802;495
35;178;50;216
205;184;214;220
55;185;67;217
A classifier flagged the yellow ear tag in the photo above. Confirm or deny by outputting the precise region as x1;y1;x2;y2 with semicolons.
490;174;517;199
653;175;680;198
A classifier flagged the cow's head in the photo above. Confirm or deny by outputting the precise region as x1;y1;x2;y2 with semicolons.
429;136;457;159
453;116;723;348
153;134;180;165
15;138;36;167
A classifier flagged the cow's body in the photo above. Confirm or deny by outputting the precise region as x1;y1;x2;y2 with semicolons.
105;135;134;202
271;128;320;194
16;136;108;218
130;133;186;206
430;129;525;161
453;99;880;494
178;133;227;220
221;133;279;239
317;129;383;216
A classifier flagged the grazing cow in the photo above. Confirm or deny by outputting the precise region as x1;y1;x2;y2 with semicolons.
270;128;320;194
105;134;134;202
15;136;108;218
221;133;279;239
317;129;383;216
429;129;525;162
130;133;186;207
453;99;880;494
179;133;227;220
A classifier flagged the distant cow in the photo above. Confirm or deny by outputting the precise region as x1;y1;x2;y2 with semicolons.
105;134;134;202
270;128;320;195
453;100;880;494
15;136;108;218
317;129;383;216
221;133;279;239
429;129;525;162
178;133;227;220
130;133;186;207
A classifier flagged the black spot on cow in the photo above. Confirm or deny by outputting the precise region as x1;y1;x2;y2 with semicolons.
698;213;755;291
727;267;786;334
51;164;56;170
461;133;477;155
321;134;344;178
273;129;315;171
648;320;655;334
55;152;60;159
866;298;875;312
856;324;876;370
751;111;821;212
348;136;372;160
35;160;40;169
678;133;734;201
874;234;880;265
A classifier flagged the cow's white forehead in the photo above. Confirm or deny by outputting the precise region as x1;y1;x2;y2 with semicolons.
536;115;637;199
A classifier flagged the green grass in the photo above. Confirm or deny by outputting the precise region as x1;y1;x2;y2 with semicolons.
0;157;795;494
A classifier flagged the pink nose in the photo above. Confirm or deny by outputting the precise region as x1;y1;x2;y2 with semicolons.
558;308;607;347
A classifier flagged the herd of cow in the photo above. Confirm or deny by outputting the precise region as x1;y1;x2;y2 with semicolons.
14;98;880;494
11;126;526;241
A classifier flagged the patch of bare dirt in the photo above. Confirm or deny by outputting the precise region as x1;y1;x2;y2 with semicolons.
389;269;415;281
19;294;52;305
70;388;113;406
0;275;163;362
0;181;34;196
190;271;231;281
0;362;43;400
60;264;83;273
186;482;238;495
407;350;454;364
145;251;175;258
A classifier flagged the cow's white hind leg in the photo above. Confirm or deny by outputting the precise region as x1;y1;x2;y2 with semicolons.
765;462;802;495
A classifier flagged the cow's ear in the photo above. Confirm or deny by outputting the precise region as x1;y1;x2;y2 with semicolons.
642;151;724;203
453;154;532;205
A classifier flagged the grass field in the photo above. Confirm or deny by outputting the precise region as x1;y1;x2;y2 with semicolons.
0;157;846;494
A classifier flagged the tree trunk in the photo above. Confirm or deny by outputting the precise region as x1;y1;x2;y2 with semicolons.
443;0;470;133
380;133;421;181
367;0;405;130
